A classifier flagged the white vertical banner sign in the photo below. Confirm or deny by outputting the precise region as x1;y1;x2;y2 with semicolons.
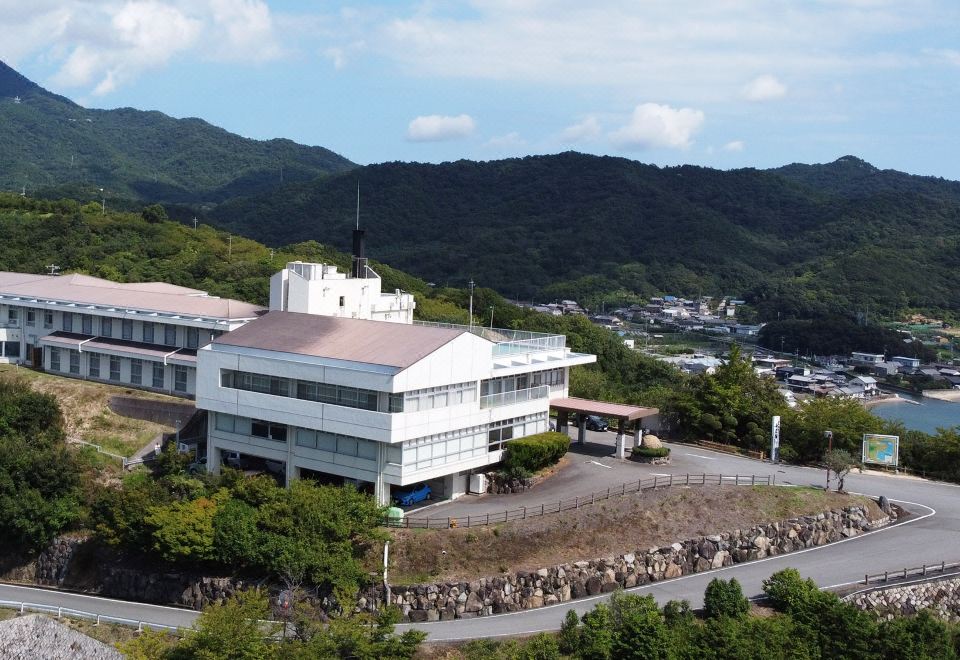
771;416;781;462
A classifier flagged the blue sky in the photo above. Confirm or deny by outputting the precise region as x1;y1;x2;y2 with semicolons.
4;0;960;179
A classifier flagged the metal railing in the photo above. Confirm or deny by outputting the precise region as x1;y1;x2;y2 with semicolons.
863;561;960;586
414;321;566;356
0;598;181;632
479;385;550;409
388;472;775;529
68;438;127;464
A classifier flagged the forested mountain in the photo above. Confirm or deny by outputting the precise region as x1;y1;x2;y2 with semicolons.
209;153;960;320
0;62;354;205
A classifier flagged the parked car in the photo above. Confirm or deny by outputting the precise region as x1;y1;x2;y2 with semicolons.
584;415;610;432
394;483;432;507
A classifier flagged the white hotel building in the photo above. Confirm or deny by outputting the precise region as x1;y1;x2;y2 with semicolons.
197;281;596;504
0;272;263;396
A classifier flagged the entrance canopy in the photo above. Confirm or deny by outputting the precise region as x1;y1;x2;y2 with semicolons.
550;397;658;422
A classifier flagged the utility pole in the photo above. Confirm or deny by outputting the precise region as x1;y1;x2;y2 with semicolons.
98;188;105;214
193;217;198;230
228;235;232;258
489;306;495;329
468;279;475;331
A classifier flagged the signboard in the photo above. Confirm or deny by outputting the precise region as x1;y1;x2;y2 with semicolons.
862;434;899;467
770;416;781;462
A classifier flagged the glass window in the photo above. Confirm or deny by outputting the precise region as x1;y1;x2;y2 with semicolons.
89;353;100;378
43;310;53;329
174;365;188;392
26;310;35;326
81;314;92;334
357;440;377;460
215;413;235;433
164;324;177;346
296;428;317;449
317;432;336;452
337;437;358;456
142;322;154;343
122;319;133;340
130;359;142;385
101;317;112;337
50;347;60;371
109;356;120;381
69;350;80;374
251;419;270;438
7;307;18;323
62;313;73;332
389;393;404;413
152;362;164;388
186;327;199;349
4;341;20;358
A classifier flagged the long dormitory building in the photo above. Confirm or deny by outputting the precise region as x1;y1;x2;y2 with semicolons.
0;272;264;397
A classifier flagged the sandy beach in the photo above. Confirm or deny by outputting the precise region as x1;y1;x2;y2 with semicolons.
923;389;960;402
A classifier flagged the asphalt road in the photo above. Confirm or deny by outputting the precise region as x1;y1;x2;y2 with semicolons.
0;434;957;640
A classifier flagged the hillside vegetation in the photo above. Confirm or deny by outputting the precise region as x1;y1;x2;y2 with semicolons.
0;61;354;205
210;153;960;319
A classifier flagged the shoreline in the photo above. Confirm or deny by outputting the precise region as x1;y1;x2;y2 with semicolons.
865;393;919;408
922;389;960;402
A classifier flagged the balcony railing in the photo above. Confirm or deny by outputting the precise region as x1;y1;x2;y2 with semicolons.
479;384;550;409
414;321;566;356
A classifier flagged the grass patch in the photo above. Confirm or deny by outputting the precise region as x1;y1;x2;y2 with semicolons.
384;486;881;584
0;364;174;457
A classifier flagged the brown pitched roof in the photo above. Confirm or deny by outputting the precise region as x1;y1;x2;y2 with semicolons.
0;271;264;320
550;397;659;421
212;311;469;369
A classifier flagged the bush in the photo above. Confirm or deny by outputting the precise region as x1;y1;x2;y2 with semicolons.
703;577;750;619
631;446;670;458
502;432;569;473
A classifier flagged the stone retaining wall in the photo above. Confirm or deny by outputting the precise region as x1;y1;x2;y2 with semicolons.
376;505;892;622
845;577;960;622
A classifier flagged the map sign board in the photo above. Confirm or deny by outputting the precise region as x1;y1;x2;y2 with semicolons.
862;434;899;467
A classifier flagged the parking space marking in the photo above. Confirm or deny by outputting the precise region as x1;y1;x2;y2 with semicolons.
683;452;717;460
586;460;613;469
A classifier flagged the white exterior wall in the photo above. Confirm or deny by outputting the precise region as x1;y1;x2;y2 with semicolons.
196;330;586;499
270;263;415;324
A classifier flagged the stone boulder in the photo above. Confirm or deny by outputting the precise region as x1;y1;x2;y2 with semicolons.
641;434;663;449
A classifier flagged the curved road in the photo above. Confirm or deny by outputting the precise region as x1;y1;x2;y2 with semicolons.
1;438;957;640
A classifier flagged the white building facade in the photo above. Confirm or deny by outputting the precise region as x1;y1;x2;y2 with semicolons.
196;311;596;504
0;272;263;397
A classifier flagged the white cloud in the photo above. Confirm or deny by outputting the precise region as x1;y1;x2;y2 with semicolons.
722;140;745;152
4;0;282;96
560;116;601;143
741;74;788;101
486;132;525;148
609;103;705;150
406;114;476;142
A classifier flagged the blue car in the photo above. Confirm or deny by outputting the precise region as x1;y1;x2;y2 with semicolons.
395;483;431;507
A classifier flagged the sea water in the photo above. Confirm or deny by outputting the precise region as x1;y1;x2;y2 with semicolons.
872;393;960;434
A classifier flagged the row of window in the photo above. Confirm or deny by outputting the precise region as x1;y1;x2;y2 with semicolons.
214;413;286;442
220;369;400;413
4;306;203;348
47;348;188;391
481;369;565;397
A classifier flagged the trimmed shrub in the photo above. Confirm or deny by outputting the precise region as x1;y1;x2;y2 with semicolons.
502;432;570;473
631;446;670;459
703;577;750;619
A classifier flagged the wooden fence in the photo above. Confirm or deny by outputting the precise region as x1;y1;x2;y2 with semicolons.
388;472;775;529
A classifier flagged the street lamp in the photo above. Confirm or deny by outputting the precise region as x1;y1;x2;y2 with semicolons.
489;306;495;329
824;430;833;489
97;188;105;214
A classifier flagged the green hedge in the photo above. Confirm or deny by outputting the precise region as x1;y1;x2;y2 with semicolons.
503;432;570;473
631;446;670;458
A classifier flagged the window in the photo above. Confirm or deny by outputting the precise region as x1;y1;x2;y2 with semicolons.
7;307;18;324
81;314;92;335
130;359;142;385
122;319;133;340
109;356;120;381
43;310;53;329
164;324;177;346
89;353;100;378
142;322;154;343
389;393;404;413
186;327;199;349
62;313;73;332
69;350;80;374
50;347;60;371
174;365;188;392
215;413;235;433
251;419;286;442
3;341;20;358
101;317;112;337
26;310;35;326
152;362;164;388
339;296;345;307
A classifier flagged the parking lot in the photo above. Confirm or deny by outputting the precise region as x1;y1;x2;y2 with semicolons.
413;429;734;521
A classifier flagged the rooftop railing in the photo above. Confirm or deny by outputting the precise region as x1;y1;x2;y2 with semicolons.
414;321;566;356
479;384;550;409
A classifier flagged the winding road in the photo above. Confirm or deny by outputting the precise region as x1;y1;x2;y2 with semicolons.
1;435;957;640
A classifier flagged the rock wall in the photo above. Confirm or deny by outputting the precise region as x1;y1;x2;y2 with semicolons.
100;568;255;609
845;577;960;622
35;537;82;586
378;505;891;621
